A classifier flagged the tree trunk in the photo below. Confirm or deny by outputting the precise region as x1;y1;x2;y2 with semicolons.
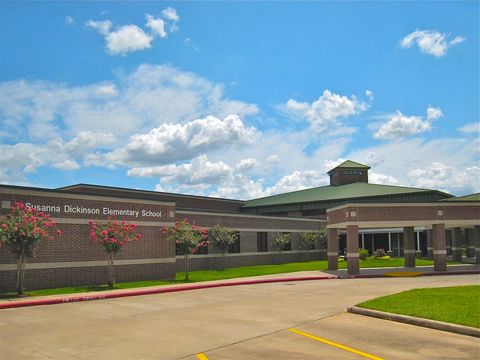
184;253;189;281
16;254;26;296
107;253;115;288
222;250;228;271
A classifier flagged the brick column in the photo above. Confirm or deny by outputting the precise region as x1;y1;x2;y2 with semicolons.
346;225;359;275
445;230;452;255
451;227;463;262
426;229;433;259
465;228;475;258
474;226;480;264
432;223;447;272
327;228;339;270
403;226;415;268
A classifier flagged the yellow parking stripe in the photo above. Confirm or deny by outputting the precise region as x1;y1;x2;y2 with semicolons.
289;328;384;360
196;353;209;360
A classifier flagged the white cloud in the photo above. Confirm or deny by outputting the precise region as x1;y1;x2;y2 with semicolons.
400;29;465;57
65;16;75;25
161;7;180;32
284;90;370;134
237;158;257;172
264;170;329;195
267;155;279;166
162;7;179;22
364;152;385;167
459;122;480;134
347;137;480;195
368;172;399;185
106;25;153;55
64;131;115;157
0;64;258;142
426;106;443;121
0;131;115;182
95;84;117;96
374;107;443;140
86;8;179;56
86;20;112;35
146;15;167;38
408;162;479;193
95;114;258;166
129;155;231;184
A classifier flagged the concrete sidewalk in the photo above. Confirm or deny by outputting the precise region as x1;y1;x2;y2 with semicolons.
1;264;478;309
324;263;480;277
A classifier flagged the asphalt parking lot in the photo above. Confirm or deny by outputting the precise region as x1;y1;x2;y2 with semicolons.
1;274;479;359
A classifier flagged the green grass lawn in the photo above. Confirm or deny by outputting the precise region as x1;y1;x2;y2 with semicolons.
357;285;480;328
0;257;461;298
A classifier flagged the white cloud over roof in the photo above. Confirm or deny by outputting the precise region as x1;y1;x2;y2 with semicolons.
400;29;465;57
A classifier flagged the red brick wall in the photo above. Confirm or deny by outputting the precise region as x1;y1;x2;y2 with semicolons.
0;186;175;291
1;185;325;291
330;169;368;186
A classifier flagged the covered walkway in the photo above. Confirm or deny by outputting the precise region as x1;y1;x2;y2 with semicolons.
326;202;480;274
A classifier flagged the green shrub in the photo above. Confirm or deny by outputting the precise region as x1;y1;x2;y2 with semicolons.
359;248;369;260
299;232;317;250
374;248;387;258
271;233;291;252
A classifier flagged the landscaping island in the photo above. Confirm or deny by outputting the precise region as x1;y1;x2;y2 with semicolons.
357;285;480;328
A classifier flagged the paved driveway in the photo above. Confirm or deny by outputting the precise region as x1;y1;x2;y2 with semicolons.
1;274;478;359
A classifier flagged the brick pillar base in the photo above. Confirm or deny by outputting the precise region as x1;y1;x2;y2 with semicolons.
432;223;447;272
327;228;339;270
346;225;359;275
404;227;415;268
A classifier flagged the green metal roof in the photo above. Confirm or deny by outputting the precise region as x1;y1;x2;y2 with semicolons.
441;193;480;202
327;160;370;174
243;182;447;208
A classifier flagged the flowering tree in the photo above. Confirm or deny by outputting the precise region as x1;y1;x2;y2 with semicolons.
89;218;142;287
162;219;208;280
209;225;238;270
0;202;61;295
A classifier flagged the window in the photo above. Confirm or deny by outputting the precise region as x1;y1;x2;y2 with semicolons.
195;245;208;255
257;232;268;252
228;232;241;253
175;242;184;256
176;242;208;255
344;170;363;175
282;232;292;251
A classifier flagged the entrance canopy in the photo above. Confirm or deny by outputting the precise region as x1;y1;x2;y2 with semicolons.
326;202;480;275
327;202;479;229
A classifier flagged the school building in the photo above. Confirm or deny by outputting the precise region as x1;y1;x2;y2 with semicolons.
1;160;479;290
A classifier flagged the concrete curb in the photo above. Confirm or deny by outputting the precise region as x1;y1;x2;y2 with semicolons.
1;270;478;310
348;306;480;338
0;275;338;310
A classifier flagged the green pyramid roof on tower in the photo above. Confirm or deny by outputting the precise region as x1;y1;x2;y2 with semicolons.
327;160;371;174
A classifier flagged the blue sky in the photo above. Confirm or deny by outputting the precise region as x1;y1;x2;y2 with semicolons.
0;1;478;199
